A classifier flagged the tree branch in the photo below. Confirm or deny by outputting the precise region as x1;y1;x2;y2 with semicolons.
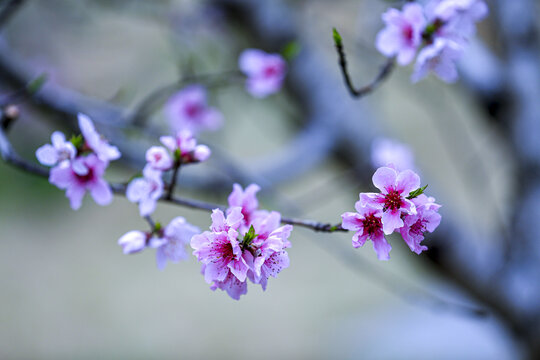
333;28;395;99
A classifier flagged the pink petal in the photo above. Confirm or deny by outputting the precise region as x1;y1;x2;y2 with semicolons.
89;179;113;206
396;169;421;195
341;212;363;232
159;136;177;152
36;144;58;166
66;185;86;210
372;233;392;261
372;167;397;193
238;49;267;75
352;232;368;248
381;210;404;235
49;163;72;188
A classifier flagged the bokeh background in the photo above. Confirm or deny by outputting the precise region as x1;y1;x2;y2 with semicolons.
0;0;538;358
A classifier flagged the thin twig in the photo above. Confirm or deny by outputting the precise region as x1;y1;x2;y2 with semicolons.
143;215;156;230
166;162;181;200
0;121;345;233
333;28;395;98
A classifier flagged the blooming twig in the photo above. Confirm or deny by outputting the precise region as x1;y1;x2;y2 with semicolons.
332;28;395;98
0;116;348;233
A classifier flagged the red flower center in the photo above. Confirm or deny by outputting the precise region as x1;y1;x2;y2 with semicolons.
75;168;94;183
403;25;414;43
362;213;382;235
384;189;403;212
184;102;203;118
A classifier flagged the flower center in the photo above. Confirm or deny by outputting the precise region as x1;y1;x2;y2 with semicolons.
410;219;426;236
384;189;403;212
402;25;414;43
362;213;382;235
212;241;235;263
184;102;203;119
263;65;279;78
75;167;94;183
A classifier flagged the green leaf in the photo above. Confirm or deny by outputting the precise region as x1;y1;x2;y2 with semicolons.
26;73;48;95
70;134;84;150
281;41;301;60
407;184;428;200
332;27;343;47
174;148;182;162
242;225;257;247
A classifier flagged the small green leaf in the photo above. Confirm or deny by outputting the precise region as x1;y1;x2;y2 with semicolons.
174;148;182;162
281;41;301;60
154;222;162;232
70;134;84;150
242;225;257;247
407;184;428;200
332;28;343;47
26;73;48;95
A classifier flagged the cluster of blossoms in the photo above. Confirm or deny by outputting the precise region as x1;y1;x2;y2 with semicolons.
341;166;441;260
126;129;211;217
36;113;120;209
376;0;488;83
191;184;293;300
118;217;200;270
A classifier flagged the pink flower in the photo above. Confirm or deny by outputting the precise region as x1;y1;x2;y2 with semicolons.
159;129;211;164
238;49;287;98
431;0;488;40
36;131;75;166
360;166;420;235
146;146;173;171
371;138;415;171
247;211;292;290
78;113;121;163
412;38;462;83
126;165;164;217
227;183;264;226
191;203;293;299
191;207;250;284
155;217;200;270
209;270;248;300
341;203;391;260
118;230;147;254
49;154;113;210
165;85;223;133
375;3;426;65
399;194;442;254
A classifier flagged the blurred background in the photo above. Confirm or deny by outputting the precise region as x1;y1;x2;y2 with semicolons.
0;0;538;358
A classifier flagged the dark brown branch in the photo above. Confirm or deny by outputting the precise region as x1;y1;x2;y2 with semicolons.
166;162;181;200
333;28;395;98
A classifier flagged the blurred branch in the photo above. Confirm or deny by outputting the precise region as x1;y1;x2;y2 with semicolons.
0;0;25;29
0;108;48;177
213;0;540;354
333;27;395;99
